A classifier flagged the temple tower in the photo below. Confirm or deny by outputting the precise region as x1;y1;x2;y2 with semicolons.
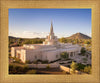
49;21;55;40
50;21;54;36
43;21;58;45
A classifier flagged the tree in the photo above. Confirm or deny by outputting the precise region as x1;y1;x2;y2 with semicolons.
81;47;86;56
70;61;78;73
60;52;69;59
77;63;86;71
59;37;67;43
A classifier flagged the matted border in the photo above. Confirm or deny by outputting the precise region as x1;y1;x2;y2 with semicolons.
0;0;100;83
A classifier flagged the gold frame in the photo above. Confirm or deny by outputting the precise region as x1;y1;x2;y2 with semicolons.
0;0;100;83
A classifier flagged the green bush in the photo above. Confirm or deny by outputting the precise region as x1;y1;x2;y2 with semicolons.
9;64;29;74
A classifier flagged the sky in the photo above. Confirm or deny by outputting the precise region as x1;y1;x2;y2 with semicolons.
9;9;91;38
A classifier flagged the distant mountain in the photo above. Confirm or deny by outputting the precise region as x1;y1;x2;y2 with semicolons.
9;36;19;39
66;33;91;39
8;36;45;39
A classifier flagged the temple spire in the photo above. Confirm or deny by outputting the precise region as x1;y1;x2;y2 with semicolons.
50;21;54;35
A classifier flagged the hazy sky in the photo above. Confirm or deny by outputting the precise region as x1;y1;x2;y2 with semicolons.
9;9;91;38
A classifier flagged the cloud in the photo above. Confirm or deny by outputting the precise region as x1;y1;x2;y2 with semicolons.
23;31;33;35
9;30;71;38
22;31;49;38
9;31;50;38
9;32;20;37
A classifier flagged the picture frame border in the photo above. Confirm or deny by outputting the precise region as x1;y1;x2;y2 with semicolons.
0;0;100;83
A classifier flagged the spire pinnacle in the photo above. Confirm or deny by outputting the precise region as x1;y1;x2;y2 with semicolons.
50;21;54;35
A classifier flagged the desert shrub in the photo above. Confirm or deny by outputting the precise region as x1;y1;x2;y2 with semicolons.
26;70;37;74
84;66;91;74
46;64;50;69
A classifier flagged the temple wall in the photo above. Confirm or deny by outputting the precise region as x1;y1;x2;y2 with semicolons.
11;47;15;57
11;47;22;57
11;44;81;63
45;51;61;62
25;50;42;62
20;49;26;63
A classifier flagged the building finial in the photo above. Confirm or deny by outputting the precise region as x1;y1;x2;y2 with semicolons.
50;21;54;35
51;20;53;24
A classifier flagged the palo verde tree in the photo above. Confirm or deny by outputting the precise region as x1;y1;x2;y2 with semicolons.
70;61;78;73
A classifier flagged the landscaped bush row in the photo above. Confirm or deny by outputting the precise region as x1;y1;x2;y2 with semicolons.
9;64;37;74
70;62;91;74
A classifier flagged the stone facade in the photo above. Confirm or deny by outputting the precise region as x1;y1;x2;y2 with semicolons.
11;22;81;63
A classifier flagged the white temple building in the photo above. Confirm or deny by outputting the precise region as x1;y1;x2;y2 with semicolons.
11;22;81;63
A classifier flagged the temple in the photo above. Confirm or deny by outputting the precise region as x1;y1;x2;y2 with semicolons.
43;22;59;46
11;22;81;63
